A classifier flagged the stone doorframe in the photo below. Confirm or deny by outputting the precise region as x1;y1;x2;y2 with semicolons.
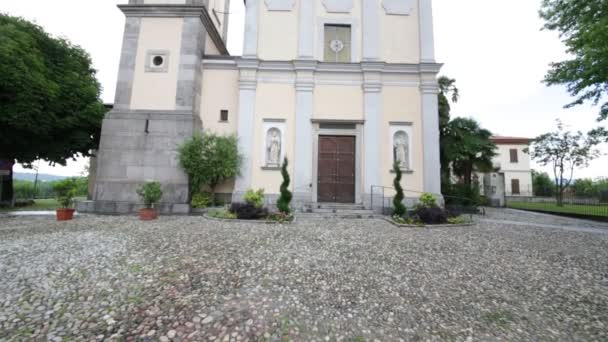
311;119;364;204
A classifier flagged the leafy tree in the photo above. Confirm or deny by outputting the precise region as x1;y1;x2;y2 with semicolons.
572;178;595;197
539;0;608;121
527;121;600;206
532;170;555;197
178;132;241;204
0;14;105;204
277;157;292;214
392;162;406;217
442;118;497;186
438;76;460;188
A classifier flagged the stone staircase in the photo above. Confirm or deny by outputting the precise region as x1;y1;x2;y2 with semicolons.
300;203;376;219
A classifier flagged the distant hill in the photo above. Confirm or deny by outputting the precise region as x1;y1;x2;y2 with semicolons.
13;172;68;182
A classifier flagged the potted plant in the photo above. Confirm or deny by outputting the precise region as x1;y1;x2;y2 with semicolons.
136;182;163;221
53;178;77;221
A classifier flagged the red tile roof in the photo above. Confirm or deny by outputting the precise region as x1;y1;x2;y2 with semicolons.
490;136;534;144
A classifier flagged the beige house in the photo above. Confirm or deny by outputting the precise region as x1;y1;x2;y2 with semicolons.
478;136;533;206
82;0;443;214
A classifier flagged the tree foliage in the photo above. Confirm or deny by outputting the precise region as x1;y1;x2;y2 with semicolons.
532;170;555;197
392;161;406;217
527;120;601;205
540;0;608;121
0;14;105;202
277;157;292;214
442;118;497;186
178;132;241;203
438;76;460;187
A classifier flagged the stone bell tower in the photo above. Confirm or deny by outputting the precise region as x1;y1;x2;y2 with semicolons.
81;0;229;214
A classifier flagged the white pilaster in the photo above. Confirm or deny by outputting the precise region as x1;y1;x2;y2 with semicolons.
419;0;436;63
363;64;383;196
234;61;259;195
293;61;316;201
298;0;314;59
362;0;380;61
243;0;259;58
421;81;441;195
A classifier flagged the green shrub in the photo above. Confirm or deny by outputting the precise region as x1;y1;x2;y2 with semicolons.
208;208;237;219
244;188;265;208
277;158;292;214
191;192;213;208
447;216;470;225
53;178;77;208
418;193;438;208
178;132;242;204
392;161;406;217
136;182;163;208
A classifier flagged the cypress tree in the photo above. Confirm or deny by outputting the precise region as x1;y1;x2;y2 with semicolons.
392;161;406;217
277;157;292;214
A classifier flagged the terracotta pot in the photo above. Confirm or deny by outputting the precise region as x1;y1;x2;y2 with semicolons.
139;208;158;221
56;208;76;221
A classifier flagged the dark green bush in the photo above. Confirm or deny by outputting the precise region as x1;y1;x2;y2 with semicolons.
230;202;268;220
392;162;406;217
277;158;292;214
413;207;448;225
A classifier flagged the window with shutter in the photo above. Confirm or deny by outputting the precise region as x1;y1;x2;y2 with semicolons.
510;149;518;163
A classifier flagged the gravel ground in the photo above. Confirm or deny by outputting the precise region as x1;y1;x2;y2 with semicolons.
1;213;607;341
481;207;608;229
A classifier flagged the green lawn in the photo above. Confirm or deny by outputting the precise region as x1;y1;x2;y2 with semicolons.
0;197;86;212
507;201;608;218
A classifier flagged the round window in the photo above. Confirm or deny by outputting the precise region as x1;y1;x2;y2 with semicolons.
152;56;164;67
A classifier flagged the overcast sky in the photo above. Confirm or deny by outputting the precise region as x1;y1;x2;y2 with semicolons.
5;0;606;179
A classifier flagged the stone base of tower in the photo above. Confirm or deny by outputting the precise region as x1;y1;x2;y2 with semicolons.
81;109;199;215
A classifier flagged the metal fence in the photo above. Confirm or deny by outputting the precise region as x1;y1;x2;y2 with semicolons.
370;186;482;216
505;193;608;220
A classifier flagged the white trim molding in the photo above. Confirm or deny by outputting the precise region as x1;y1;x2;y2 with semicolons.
264;0;295;11
298;0;314;59
390;123;414;172
419;0;436;63
382;0;414;16
362;0;380;61
243;0;259;58
261;119;287;169
322;0;354;13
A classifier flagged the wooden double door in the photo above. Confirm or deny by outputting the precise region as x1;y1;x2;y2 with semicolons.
317;135;356;203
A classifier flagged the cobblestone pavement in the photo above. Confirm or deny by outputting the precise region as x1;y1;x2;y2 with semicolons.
481;207;608;229
1;214;607;341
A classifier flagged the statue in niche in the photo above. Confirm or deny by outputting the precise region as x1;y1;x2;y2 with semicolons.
266;128;281;167
393;131;410;170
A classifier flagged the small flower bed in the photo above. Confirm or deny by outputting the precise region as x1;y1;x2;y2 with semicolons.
390;193;474;227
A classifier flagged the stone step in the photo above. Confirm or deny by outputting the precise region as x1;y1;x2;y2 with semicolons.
309;203;368;210
308;208;373;215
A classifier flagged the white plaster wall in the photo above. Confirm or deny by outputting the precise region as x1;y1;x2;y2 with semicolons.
315;0;362;62
200;68;239;194
381;86;424;196
251;83;296;193
495;144;532;172
200;68;239;135
204;33;221;55
313;85;363;120
258;1;299;60
504;171;533;196
379;1;420;63
130;18;183;110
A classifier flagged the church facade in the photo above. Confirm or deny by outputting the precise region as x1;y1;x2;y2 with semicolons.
82;0;442;214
